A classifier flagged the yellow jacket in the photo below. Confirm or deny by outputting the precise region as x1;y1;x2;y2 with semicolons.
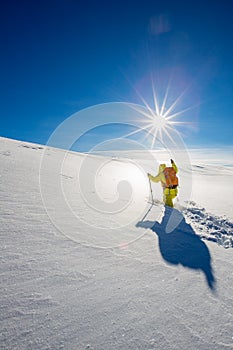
148;162;178;188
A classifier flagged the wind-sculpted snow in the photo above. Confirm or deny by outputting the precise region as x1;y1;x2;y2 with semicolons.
1;137;233;350
183;201;233;249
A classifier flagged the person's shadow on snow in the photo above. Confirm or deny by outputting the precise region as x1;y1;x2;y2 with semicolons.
137;206;216;290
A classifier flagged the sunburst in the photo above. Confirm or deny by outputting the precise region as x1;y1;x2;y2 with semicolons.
123;77;198;149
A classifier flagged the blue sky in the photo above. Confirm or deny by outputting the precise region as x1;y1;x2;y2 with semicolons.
1;0;233;151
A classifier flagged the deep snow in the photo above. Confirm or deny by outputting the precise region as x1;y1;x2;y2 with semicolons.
0;137;233;350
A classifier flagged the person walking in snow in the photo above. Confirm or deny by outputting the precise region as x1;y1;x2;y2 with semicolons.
148;159;178;207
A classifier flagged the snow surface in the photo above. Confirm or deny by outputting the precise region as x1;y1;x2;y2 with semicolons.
0;137;233;350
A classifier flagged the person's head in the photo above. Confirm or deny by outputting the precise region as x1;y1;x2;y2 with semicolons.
159;164;166;172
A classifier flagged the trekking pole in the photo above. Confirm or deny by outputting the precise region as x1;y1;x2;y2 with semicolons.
148;176;154;204
140;176;154;222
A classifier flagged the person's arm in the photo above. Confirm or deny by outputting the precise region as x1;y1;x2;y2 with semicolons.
171;159;178;173
148;173;161;183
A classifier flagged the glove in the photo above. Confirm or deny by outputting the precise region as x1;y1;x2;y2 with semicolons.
148;173;153;180
171;159;174;164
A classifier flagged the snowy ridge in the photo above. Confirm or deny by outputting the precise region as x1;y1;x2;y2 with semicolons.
183;201;233;249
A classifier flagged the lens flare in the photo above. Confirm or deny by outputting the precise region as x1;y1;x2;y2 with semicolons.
123;76;199;149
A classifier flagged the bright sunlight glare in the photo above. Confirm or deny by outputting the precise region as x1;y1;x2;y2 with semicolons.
123;76;198;149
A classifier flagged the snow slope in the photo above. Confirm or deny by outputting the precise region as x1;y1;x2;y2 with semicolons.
0;137;233;350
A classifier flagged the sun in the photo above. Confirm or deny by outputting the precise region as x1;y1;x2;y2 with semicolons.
137;105;178;149
122;77;197;149
151;113;167;129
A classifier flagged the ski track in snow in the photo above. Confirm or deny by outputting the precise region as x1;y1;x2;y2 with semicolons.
183;201;233;249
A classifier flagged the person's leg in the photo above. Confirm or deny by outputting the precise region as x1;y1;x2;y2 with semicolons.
163;188;173;207
164;188;178;207
169;188;178;207
165;194;174;207
163;192;166;205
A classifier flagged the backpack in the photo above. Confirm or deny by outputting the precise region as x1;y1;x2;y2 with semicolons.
163;167;178;188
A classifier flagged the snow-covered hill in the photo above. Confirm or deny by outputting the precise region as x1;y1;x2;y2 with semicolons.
1;137;233;350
